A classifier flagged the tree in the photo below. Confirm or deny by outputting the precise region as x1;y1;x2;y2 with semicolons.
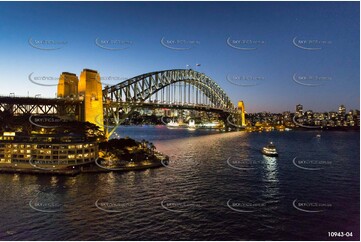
149;143;156;155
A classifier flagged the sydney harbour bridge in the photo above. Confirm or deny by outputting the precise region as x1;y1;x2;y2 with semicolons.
0;69;245;138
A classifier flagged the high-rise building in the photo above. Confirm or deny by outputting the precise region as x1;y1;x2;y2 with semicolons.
57;72;79;98
296;104;303;117
78;69;104;131
338;104;346;116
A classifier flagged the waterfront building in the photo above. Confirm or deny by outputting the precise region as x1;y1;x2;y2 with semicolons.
246;105;359;130
305;110;313;122
282;111;291;122
0;132;98;169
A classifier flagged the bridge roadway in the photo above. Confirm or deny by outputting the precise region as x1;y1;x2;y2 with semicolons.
0;96;236;116
0;96;82;105
0;96;82;115
104;100;236;114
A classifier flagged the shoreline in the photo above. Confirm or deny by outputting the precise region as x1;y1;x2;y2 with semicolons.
0;125;358;176
0;153;168;176
117;124;360;132
0;167;81;176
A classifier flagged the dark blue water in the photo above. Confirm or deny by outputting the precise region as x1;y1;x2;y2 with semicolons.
0;126;359;240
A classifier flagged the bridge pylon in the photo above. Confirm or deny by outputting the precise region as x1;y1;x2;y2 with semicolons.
237;101;246;127
78;69;104;131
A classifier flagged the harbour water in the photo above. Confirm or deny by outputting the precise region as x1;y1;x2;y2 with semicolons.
0;126;359;240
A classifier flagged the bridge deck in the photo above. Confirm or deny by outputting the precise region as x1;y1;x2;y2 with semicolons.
0;96;82;105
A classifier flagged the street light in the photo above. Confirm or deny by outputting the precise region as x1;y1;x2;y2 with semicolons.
195;63;201;72
186;64;201;71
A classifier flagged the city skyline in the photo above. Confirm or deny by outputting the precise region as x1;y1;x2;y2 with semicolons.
0;2;359;113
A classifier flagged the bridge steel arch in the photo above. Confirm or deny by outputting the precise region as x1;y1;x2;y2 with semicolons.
103;69;235;110
102;69;238;137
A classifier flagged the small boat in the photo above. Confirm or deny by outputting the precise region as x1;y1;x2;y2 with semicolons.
316;134;321;138
188;119;196;130
262;142;278;157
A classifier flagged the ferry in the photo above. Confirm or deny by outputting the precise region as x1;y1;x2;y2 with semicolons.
166;120;180;128
199;121;223;129
261;142;278;157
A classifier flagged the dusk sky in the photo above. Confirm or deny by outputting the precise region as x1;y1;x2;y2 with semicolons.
0;2;359;113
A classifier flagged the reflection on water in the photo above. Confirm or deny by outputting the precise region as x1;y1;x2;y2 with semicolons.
261;155;280;203
262;156;279;182
50;176;59;187
12;174;19;182
0;128;359;240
